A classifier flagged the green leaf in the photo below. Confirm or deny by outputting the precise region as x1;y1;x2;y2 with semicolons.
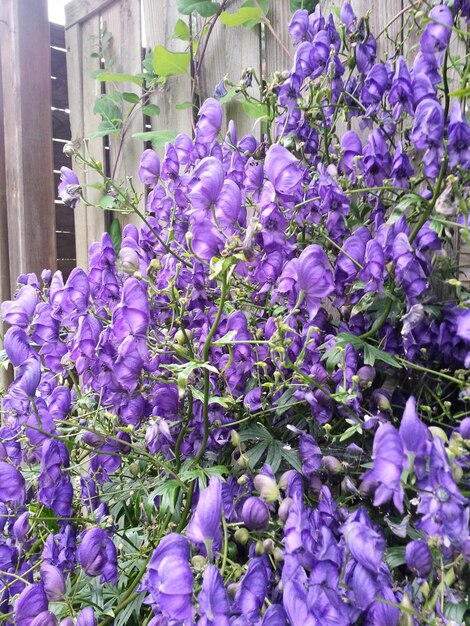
109;218;122;255
175;101;194;110
143;104;161;117
153;479;180;513
91;70;144;86
0;349;9;370
173;18;190;41
177;0;220;17
449;85;470;97
364;344;401;369
246;441;269;467
122;92;140;103
92;95;122;136
98;195;116;210
384;546;406;570
241;99;268;120
444;601;468;623
280;447;303;473
153;45;190;77
220;6;262;27
132;130;177;148
190;387;232;408
239;423;273;443
265;441;282;472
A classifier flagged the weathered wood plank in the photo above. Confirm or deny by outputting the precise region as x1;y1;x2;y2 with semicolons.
143;0;193;140
197;0;262;138
50;22;66;48
51;47;68;79
265;1;294;76
101;0;144;225
65;0;116;29
65;16;106;269
0;59;10;304
0;0;57;288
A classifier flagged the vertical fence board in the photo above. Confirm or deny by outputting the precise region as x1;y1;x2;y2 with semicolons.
0;0;57;287
101;0;144;224
143;1;193;139
197;0;262;138
65;13;107;269
265;2;294;76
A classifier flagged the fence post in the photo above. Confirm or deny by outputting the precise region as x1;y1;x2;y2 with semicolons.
0;0;57;287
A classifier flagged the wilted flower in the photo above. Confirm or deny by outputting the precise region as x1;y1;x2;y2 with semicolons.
58;167;80;208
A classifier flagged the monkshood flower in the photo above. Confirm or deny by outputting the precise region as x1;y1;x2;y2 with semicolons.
297;244;335;318
112;276;149;340
410;99;444;178
420;5;453;53
265;144;303;197
15;583;48;626
50;268;90;324
343;516;386;573
340;130;362;182
388;57;414;120
447;100;470;168
13;511;30;543
187;156;224;214
76;608;97;626
1;284;37;327
361;63;389;116
39;439;73;518
195;98;223;147
360;423;407;512
40;563;66;601
288;9;309;43
362;129;392;187
405;540;433;578
0;461;25;505
232;557;268;623
399;396;431;478
31;612;58;626
3;326;32;366
58;166;80;208
187;476;222;555
138;149;160;186
144;534;193;624
191;219;225;262
197;565;230;626
77;527;118;584
391;142;414;188
240;496;270;530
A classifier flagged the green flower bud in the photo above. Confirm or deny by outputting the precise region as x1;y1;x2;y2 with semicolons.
253;474;279;503
234;528;250;545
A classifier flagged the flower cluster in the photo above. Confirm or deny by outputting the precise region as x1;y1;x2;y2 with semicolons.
1;2;470;625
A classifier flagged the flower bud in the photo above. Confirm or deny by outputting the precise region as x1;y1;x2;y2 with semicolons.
399;593;414;626
40;563;66;601
278;497;293;523
273;547;284;563
255;540;264;555
234;528;250;545
320;456;342;474
263;538;275;554
13;511;30;543
191;555;207;572
230;430;240;447
253;474;279;503
240;497;269;531
356;365;376;389
119;247;140;274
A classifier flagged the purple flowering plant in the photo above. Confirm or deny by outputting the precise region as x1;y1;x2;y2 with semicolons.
1;1;470;625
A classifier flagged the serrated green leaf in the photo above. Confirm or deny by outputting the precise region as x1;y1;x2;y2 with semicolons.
143;104;161;117
241;99;268;120
177;0;220;16
239;423;273;443
91;70;144;86
220;6;262;27
384;546;406;569
153;45;190;77
190;387;232;408
265;441;282;472
280;447;303;473
92;95;122;137
246;441;269;467
173;18;190;41
132;130;177;148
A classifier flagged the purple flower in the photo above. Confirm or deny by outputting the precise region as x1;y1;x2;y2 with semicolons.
360;423;406;512
343;519;385;573
191;219;225;262
39;439;73;518
1;285;37;327
187;476;222;551
0;461;25;505
31;613;58;626
391;142;414;188
58;166;80;208
145;534;193;623
77;528;118;584
388;56;414;120
361;64;389;114
240;496;270;530
187;156;224;213
448;100;470;168
299;434;322;479
4;327;32;366
198;565;229;626
297;245;334;318
420;5;453;53
138;149;160;186
410;99;444;178
112;277;149;340
77;608;97;626
196;98;223;146
234;557;268;622
40;563;66;601
340;131;362;181
265;144;303;197
15;584;48;626
405;540;433;577
289;9;309;43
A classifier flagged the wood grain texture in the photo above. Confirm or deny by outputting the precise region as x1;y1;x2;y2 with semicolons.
196;0;262;138
0;0;57;287
65;0;116;29
265;0;294;76
101;0;144;226
65;16;106;269
0;60;10;304
143;0;193;139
